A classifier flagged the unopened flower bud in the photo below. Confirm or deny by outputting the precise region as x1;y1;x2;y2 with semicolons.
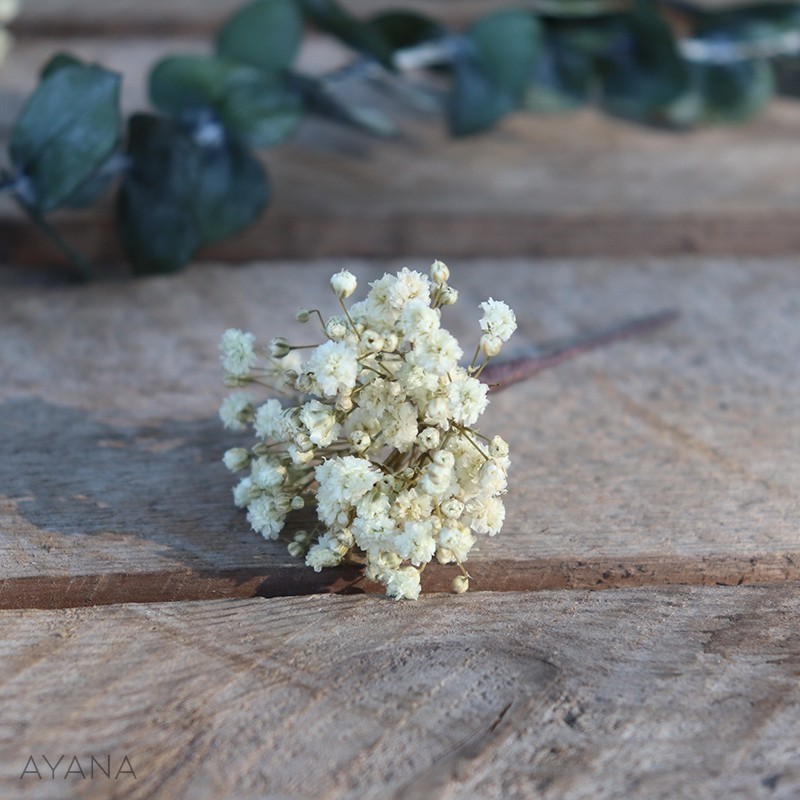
417;427;440;452
439;285;458;305
378;475;396;493
489;435;509;459
289;445;315;465
295;372;313;394
288;541;305;558
325;316;348;341
295;308;311;323
290;495;305;510
293;529;311;544
383;333;399;352
349;430;371;452
269;337;291;359
222;448;250;472
430;259;449;284
480;333;502;358
294;432;314;452
441;498;464;519
337;393;354;413
451;575;469;594
433;450;455;469
362;330;384;352
283;369;299;388
330;269;357;299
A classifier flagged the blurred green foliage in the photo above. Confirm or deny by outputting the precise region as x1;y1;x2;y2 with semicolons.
3;0;800;277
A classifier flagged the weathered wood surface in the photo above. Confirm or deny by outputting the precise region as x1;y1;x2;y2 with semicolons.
8;0;765;36
7;34;800;265
2;257;798;607
1;586;799;799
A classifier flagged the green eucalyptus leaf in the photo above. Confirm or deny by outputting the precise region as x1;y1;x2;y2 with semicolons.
62;161;118;209
117;114;270;274
193;141;270;245
217;0;303;72
150;55;243;115
150;55;303;147
117;114;200;273
689;59;774;124
524;28;594;112
219;78;303;147
449;56;516;136
599;3;689;124
367;11;446;53
10;64;121;212
449;11;541;136
40;52;83;80
299;0;395;66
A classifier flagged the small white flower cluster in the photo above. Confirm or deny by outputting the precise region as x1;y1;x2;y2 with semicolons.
219;261;516;600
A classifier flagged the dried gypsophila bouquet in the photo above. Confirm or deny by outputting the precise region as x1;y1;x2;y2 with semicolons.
219;261;516;599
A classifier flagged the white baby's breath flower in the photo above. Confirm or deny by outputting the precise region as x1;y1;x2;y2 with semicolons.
219;392;253;431
306;541;343;571
299;399;341;447
465;495;506;535
254;398;284;440
220;329;256;376
220;261;515;599
246;495;286;540
385;566;422;600
306;339;358;397
409;328;463;375
479;298;517;342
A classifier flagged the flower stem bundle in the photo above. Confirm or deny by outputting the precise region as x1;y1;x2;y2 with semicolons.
219;261;516;599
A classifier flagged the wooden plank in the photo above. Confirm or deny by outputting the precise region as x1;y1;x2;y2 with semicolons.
7;37;800;264
1;257;798;606
1;586;799;798
8;0;767;37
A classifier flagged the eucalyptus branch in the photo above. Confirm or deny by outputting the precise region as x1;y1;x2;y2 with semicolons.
6;0;800;279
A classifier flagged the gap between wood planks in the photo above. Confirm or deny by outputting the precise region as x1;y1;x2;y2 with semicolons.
2;553;800;610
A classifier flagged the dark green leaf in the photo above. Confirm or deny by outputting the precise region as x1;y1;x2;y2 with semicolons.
216;0;303;72
62;160;118;208
367;11;445;53
117;115;200;273
219;78;303;147
299;0;395;67
599;4;690;124
449;11;541;136
150;55;245;116
10;64;121;212
150;55;303;147
117;114;270;274
193;141;270;245
468;11;542;98
524;27;596;112
449;55;516;136
687;59;774;124
40;52;83;80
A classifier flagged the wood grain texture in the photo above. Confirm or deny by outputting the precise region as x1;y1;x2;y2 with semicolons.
8;0;765;37
7;36;800;265
1;585;799;799
1;257;798;606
